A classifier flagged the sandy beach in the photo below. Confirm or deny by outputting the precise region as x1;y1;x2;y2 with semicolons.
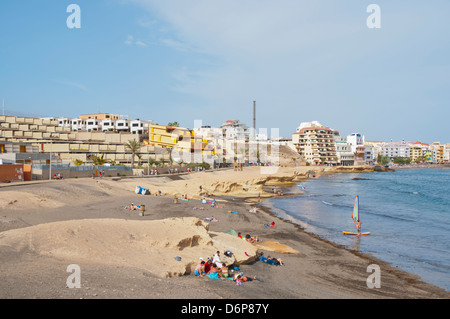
0;166;449;299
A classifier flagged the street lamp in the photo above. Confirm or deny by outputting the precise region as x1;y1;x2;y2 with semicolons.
49;134;57;180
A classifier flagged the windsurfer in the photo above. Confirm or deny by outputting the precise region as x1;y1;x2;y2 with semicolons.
356;221;362;234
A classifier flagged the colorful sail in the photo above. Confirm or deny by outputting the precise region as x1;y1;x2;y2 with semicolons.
352;195;359;223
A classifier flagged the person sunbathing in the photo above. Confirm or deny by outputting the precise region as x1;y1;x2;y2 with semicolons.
267;255;284;265
259;252;283;265
245;234;259;243
233;272;256;284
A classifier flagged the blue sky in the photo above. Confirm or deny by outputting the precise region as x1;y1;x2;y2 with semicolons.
0;0;449;143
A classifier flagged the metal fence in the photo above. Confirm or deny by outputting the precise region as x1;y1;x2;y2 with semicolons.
32;164;132;172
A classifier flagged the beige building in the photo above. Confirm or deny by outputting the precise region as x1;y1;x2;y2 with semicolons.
0;115;166;166
430;142;444;163
0;115;222;167
292;121;338;165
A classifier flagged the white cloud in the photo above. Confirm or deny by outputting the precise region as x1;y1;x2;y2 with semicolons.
124;35;148;47
135;40;148;47
58;80;89;92
126;0;450;140
159;38;190;52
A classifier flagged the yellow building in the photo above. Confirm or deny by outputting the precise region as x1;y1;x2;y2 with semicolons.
410;145;423;162
144;125;215;159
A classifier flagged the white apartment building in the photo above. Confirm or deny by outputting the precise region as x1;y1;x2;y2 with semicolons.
70;118;86;131
364;141;383;161
56;115;153;134
381;140;410;158
130;120;153;134
85;119;100;132
115;119;129;132
444;144;450;162
364;145;373;164
221;120;250;140
334;135;354;166
347;133;365;153
101;119;115;132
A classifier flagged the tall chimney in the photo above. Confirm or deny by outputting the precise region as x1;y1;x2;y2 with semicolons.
253;100;256;137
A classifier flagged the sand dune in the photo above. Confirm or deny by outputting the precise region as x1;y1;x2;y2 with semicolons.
0;190;65;210
100;166;334;200
0;217;257;278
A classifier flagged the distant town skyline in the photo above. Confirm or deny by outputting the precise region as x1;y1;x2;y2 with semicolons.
1;1;449;143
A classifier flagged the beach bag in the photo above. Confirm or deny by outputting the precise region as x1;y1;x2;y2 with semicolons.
135;186;142;194
224;250;233;257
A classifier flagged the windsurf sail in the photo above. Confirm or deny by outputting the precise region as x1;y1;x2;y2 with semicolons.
352;195;359;224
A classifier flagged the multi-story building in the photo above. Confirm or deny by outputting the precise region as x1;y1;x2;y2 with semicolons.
430;142;444;163
0;115;164;166
79;113;129;121
347;133;365;153
130;120;153;135
346;133;366;165
364;145;373;165
409;141;429;162
101;119;115;132
381;140;410;158
444;143;450;163
334;135;354;166
0;141;50;165
364;141;383;162
292;121;338;165
221;120;250;140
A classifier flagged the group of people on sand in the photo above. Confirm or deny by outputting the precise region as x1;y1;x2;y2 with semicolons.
195;252;229;280
259;252;284;266
194;251;257;285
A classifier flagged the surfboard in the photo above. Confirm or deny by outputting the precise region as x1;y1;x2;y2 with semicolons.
342;231;371;236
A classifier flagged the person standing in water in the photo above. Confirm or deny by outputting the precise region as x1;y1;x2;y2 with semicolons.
356;220;362;235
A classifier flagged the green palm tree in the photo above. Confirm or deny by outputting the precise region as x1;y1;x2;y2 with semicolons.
92;154;107;166
124;139;142;168
168;121;180;127
72;159;84;166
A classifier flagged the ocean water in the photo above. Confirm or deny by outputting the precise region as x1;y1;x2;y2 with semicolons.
263;168;450;292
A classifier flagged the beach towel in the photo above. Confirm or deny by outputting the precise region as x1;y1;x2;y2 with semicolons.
208;272;219;279
228;211;238;214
